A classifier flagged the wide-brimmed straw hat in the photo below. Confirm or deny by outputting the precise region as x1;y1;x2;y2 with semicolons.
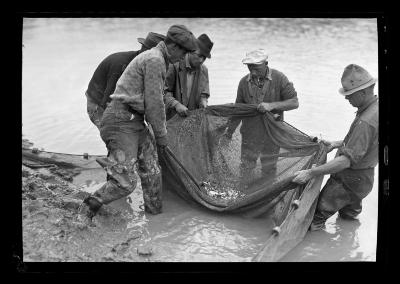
137;32;166;49
338;64;377;96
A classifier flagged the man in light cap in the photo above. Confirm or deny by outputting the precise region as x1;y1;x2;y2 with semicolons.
223;48;299;181
78;25;197;223
85;32;166;129
164;33;214;120
292;64;378;231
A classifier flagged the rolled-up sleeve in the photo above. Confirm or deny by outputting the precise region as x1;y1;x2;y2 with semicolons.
144;58;167;139
337;120;374;167
280;73;297;100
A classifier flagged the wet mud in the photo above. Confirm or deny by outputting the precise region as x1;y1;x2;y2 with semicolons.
22;164;152;262
21;160;272;262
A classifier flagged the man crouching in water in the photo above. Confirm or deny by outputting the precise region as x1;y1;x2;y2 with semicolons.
78;25;197;223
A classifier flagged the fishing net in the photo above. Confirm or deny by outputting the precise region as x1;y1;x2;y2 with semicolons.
158;103;326;218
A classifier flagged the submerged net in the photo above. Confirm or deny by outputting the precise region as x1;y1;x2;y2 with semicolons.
158;103;326;218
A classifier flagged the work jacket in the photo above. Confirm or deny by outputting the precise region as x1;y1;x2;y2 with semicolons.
103;41;169;143
164;54;210;120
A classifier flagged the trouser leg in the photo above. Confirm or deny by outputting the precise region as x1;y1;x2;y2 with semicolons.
311;177;353;229
92;150;138;205
260;143;280;179
338;198;363;219
86;128;139;215
137;128;162;214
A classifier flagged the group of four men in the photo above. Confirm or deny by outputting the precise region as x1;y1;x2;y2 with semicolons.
80;24;378;232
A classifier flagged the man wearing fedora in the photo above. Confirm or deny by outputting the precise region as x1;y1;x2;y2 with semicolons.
78;25;197;223
292;64;378;231
85;32;166;129
164;34;214;120
223;48;299;181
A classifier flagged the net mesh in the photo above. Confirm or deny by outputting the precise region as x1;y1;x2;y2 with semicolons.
159;103;326;218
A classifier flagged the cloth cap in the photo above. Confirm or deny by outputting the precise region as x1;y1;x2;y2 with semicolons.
137;32;166;49
242;49;268;64
167;24;197;52
196;34;213;59
338;64;377;96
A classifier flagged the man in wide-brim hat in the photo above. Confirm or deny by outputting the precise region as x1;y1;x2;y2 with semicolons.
164;33;214;120
85;32;166;129
292;64;378;231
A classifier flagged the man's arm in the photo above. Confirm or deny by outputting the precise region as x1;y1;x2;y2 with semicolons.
292;155;351;184
143;58;168;145
258;72;299;113
163;64;180;110
258;97;299;112
321;140;344;153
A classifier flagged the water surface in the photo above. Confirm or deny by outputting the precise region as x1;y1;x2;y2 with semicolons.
22;18;378;261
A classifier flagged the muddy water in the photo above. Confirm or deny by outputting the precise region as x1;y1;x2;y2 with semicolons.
75;170;273;262
22;18;378;261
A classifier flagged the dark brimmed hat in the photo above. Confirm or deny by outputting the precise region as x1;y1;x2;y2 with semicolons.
166;24;197;52
196;34;213;59
137;32;166;49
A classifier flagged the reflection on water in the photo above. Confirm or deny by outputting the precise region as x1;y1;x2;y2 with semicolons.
22;18;378;261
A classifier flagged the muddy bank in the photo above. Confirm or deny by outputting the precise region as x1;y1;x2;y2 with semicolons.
22;163;154;262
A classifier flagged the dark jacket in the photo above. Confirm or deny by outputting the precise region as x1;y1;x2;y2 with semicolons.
164;56;210;120
86;51;140;109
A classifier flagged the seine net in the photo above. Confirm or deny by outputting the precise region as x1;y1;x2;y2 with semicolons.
158;103;326;217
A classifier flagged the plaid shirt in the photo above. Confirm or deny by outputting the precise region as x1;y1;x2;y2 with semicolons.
112;41;169;140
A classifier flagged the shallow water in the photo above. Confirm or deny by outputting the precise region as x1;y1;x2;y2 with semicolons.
22;18;378;261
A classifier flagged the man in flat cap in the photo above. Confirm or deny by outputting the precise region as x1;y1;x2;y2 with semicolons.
85;32;166;129
223;48;299;182
78;25;197;223
164;33;214;120
292;64;378;231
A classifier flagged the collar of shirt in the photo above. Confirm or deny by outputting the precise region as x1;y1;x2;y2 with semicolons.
246;67;272;83
356;95;378;116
